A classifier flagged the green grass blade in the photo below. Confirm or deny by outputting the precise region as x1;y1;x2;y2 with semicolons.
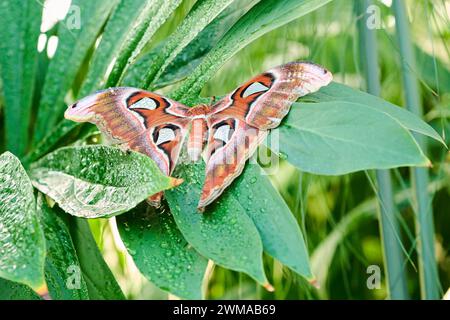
356;0;409;299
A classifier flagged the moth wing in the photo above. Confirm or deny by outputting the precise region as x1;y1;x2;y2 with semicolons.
197;115;267;209
65;87;191;205
197;62;332;209
209;61;332;130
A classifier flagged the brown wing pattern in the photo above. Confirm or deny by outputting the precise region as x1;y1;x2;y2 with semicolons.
199;115;267;209
210;62;332;130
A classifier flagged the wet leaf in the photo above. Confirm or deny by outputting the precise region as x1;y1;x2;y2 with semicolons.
0;152;46;290
68;217;125;299
80;0;180;95
29;145;181;218
165;162;268;286
106;0;182;87
229;164;313;280
0;278;41;300
275;86;439;174
117;203;208;299
127;0;258;89
38;195;89;300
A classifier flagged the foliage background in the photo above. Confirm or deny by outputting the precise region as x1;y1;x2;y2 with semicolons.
0;0;448;300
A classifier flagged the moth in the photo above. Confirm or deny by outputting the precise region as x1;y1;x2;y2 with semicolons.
65;61;332;210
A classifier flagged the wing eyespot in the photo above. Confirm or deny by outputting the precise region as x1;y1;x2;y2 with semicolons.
152;124;180;146
129;97;159;110
213;124;234;143
241;81;270;98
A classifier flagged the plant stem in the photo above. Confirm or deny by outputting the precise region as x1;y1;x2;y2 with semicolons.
355;0;409;299
392;0;440;299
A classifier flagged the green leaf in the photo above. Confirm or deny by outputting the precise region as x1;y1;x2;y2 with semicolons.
117;203;208;299
275;99;431;175
165;162;269;286
172;0;333;103
0;152;46;290
0;278;41;300
33;0;118;143
68;217;125;299
125;0;235;89
0;0;42;156
230;164;313;280
306;82;445;146
37;195;89;300
29;145;181;218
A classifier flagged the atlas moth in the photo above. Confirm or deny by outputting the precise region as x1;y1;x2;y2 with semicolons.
65;61;333;211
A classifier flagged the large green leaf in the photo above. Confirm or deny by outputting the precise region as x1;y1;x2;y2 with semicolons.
275;99;431;175
68;217;125;299
165;162;269;287
29;146;181;218
230;164;313;280
33;0;118;143
117;203;208;299
305;82;445;145
173;0;333;103
0;152;46;291
0;0;42;156
38;195;89;300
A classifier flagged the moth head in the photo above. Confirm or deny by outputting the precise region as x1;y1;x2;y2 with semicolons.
64;93;99;122
299;61;333;87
